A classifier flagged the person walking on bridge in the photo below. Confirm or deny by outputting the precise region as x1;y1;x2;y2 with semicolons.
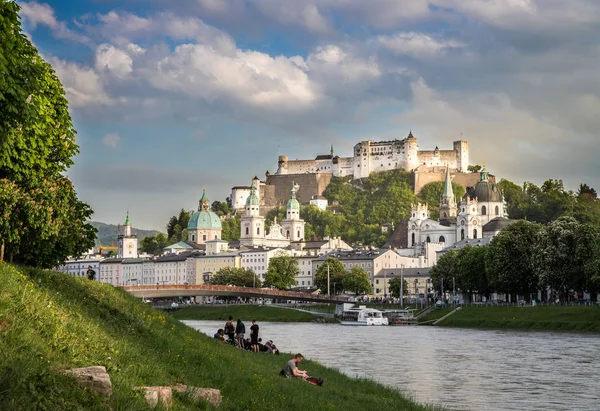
250;319;259;345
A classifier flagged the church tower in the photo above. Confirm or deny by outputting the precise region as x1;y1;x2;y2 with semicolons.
118;212;138;258
407;203;429;246
240;182;265;246
439;166;457;223
282;182;305;242
457;197;481;241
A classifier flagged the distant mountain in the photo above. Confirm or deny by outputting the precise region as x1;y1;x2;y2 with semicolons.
91;221;163;246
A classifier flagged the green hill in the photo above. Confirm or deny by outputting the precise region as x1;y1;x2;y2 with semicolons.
0;263;434;411
91;221;162;246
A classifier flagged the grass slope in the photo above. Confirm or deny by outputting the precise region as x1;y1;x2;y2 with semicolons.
429;306;600;332
0;263;434;411
171;306;317;322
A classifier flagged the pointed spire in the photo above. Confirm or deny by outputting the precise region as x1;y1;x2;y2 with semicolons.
442;166;454;199
330;144;334;157
125;210;131;226
408;129;414;138
199;186;210;211
290;181;297;199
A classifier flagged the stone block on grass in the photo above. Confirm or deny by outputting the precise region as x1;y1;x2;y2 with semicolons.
64;366;112;397
173;384;222;406
133;386;173;408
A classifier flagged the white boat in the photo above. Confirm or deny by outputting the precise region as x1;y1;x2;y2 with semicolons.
340;306;388;326
382;309;417;325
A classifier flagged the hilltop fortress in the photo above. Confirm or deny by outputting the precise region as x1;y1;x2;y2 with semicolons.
231;132;485;211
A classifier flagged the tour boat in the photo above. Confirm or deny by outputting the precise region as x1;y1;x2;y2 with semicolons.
382;309;417;325
340;306;388;326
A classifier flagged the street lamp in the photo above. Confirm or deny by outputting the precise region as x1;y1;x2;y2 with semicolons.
327;262;330;298
400;265;404;307
383;271;387;302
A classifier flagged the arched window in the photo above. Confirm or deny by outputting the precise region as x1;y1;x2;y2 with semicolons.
297;230;301;238
245;227;249;235
482;205;487;215
461;229;465;240
443;212;447;218
192;234;195;242
257;227;260;235
439;236;445;243
473;229;477;239
214;234;217;239
286;230;290;239
411;233;415;245
495;205;500;215
426;236;431;243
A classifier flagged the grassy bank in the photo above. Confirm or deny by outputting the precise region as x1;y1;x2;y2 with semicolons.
171;305;317;322
423;305;600;332
0;263;434;411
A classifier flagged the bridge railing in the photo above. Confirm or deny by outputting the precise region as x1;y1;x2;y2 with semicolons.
120;284;348;302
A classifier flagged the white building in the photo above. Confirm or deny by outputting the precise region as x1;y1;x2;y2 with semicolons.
240;247;291;281
56;256;102;278
117;212;138;258
154;253;189;285
296;255;320;287
309;195;328;211
275;132;468;179
99;258;123;286
122;258;145;286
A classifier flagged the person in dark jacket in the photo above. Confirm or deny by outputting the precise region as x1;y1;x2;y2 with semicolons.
250;319;259;344
224;315;235;340
235;319;245;344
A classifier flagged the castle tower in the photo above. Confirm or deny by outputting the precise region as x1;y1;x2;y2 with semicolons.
439;166;457;222
453;140;469;172
118;212;138;258
240;182;265;246
277;156;289;175
405;131;419;170
282;182;305;241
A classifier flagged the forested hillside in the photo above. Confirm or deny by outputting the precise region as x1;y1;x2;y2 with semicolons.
91;222;162;246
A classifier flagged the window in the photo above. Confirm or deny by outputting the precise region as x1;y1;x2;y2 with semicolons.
495;205;500;215
297;230;301;238
439;236;445;243
473;229;477;239
426;236;431;243
482;205;487;215
257;227;260;235
411;233;415;245
461;229;465;240
214;234;217;239
286;230;290;239
192;234;195;242
202;234;206;241
245;227;249;235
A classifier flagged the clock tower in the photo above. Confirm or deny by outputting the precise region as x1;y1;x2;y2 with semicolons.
118;212;138;258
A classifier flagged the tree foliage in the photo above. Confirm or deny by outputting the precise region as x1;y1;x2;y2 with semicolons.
166;209;193;243
264;252;299;290
417;181;465;220
210;267;260;288
314;257;347;295
0;2;96;266
342;266;372;295
139;233;169;256
221;215;240;241
388;275;410;299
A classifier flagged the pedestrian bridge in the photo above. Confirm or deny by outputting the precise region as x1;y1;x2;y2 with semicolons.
121;284;349;304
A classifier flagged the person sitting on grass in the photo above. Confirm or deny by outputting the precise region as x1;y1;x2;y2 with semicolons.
283;353;308;379
213;329;225;342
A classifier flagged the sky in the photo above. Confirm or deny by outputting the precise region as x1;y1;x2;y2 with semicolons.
17;0;600;231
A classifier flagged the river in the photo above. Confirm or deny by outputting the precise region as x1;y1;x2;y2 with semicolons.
183;321;600;411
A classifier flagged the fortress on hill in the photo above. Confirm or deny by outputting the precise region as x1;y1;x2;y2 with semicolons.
231;131;487;211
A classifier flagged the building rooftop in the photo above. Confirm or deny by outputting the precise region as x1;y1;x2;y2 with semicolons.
315;249;386;261
101;258;124;264
375;267;431;278
438;237;492;253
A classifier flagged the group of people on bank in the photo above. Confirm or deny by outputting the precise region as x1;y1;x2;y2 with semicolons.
213;316;279;354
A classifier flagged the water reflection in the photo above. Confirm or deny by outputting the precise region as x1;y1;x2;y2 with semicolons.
183;321;600;411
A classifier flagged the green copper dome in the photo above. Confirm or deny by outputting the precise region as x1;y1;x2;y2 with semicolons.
246;184;259;207
188;188;222;230
286;182;300;210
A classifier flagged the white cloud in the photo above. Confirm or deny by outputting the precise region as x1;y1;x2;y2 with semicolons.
250;1;332;34
49;58;114;108
378;32;463;58
20;1;90;44
101;133;120;148
95;44;133;78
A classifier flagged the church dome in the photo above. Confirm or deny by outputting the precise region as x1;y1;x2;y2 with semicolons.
246;188;259;206
188;210;222;230
188;188;222;230
464;167;503;203
286;182;300;210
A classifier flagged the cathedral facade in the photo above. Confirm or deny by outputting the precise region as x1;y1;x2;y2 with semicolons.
408;167;507;249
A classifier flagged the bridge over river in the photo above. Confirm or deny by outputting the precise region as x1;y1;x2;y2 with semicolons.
121;284;349;304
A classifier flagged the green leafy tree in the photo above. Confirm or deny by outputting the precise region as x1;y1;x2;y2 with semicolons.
314;257;347;295
210;267;260;288
166;216;179;239
221;215;240;241
535;216;598;301
467;165;482;173
264;252;299;290
211;201;230;217
452;246;488;301
342;266;372;295
417;181;465;220
388;275;410;299
0;3;96;265
430;250;458;298
485;220;542;302
140;233;169;256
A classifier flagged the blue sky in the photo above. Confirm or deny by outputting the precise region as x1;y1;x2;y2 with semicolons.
17;0;600;231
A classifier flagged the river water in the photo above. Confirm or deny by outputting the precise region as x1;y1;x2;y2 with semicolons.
183;321;600;411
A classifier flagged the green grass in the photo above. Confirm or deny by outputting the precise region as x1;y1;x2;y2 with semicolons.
171;305;318;322
0;263;436;410
418;307;455;323
432;306;600;332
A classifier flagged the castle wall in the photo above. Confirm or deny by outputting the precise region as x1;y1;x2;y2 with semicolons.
414;167;497;194
264;173;333;207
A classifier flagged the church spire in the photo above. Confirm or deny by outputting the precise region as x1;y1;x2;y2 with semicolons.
199;187;210;211
442;166;454;200
479;164;489;182
330;144;334;157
